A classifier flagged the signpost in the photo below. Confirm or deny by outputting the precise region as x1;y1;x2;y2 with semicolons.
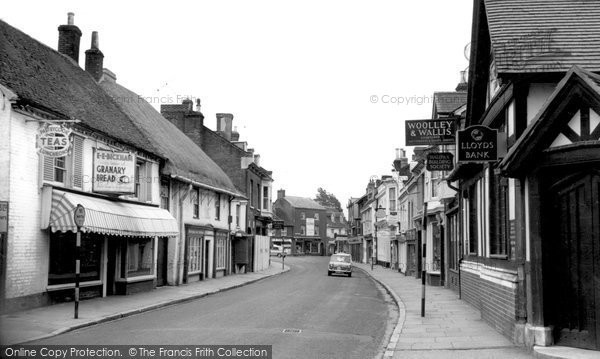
73;204;85;319
405;119;456;146
426;152;454;171
457;125;498;162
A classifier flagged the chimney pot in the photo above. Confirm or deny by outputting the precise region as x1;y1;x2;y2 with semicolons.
67;12;74;25
91;31;99;49
216;113;233;141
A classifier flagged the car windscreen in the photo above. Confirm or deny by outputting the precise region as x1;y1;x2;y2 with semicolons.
331;255;351;263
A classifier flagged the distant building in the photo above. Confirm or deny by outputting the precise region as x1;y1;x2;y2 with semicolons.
273;190;327;255
325;208;347;254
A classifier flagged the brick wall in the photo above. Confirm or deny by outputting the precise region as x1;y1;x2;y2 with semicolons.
200;128;247;192
460;262;518;340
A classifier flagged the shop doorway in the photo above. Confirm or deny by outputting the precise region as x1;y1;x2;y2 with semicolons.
545;170;600;350
106;240;118;296
156;237;168;287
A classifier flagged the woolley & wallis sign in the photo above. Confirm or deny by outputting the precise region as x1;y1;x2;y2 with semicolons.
457;125;498;162
405;119;456;146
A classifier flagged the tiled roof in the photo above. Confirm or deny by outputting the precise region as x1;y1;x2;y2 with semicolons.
485;0;600;73
284;196;326;210
433;91;467;115
0;20;159;155
100;76;241;195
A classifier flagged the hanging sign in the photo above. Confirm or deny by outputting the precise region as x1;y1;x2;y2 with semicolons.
93;149;136;194
457;125;498;162
37;124;72;158
272;220;285;230
426;152;454;171
405;119;456;146
73;204;86;228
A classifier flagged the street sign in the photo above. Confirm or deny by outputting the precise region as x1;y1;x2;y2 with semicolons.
426;152;454;171
74;204;86;228
405;119;456;146
457;125;498;162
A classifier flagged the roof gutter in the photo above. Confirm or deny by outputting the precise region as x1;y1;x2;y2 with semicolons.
170;174;246;199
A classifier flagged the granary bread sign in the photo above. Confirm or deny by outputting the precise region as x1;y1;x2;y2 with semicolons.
93;148;136;194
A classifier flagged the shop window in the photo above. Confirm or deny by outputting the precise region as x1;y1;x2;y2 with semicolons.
188;233;203;273
507;179;517;260
216;232;227;270
125;238;153;277
432;222;441;271
468;183;479;255
48;232;101;285
215;193;221;220
490;172;508;258
447;212;459;270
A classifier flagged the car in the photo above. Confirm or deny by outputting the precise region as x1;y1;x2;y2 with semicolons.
328;253;352;277
270;245;288;257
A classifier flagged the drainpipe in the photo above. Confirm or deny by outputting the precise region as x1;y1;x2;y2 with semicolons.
178;184;193;285
227;195;234;276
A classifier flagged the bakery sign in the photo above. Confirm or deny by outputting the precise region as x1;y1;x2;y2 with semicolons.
93;149;136;194
457;125;498;162
36;124;72;158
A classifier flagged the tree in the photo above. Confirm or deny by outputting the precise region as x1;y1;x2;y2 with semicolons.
314;187;342;210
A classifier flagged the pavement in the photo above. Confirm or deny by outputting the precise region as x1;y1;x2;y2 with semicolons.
355;263;600;359
1;259;598;359
0;263;289;345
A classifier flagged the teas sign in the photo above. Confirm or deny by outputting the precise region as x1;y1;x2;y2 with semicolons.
426;152;454;171
457;125;498;162
37;124;72;157
405;119;455;146
93;149;136;194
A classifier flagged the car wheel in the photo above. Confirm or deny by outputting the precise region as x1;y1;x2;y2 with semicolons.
348;272;352;277
328;271;332;276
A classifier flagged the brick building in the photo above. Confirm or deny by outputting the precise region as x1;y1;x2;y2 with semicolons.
160;104;274;272
447;0;600;350
273;190;327;255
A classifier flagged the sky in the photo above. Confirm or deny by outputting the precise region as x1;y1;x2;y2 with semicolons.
2;0;473;208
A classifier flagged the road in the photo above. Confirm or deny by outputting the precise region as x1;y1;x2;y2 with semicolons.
32;256;396;359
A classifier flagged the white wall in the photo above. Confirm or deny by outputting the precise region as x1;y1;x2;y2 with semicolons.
527;83;557;125
6;111;48;299
254;235;270;272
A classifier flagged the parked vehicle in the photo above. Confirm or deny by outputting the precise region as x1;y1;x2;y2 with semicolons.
270;245;288;257
328;253;352;277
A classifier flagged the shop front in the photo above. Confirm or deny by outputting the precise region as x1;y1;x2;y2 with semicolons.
43;188;178;301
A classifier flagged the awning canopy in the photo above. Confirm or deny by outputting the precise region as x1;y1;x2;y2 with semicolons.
48;190;179;237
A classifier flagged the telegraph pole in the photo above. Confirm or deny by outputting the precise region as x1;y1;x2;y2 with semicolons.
73;204;85;319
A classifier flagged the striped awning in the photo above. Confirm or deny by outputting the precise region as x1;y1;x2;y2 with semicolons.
49;190;178;237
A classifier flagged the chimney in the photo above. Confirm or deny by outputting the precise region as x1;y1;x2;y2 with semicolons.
277;189;286;200
231;126;240;141
196;99;201;112
85;31;104;81
216;113;233;140
254;154;261;167
182;98;193;111
455;70;468;92
58;12;82;63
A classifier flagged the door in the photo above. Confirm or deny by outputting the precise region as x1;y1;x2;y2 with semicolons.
156;237;168;287
547;171;600;350
106;241;118;296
